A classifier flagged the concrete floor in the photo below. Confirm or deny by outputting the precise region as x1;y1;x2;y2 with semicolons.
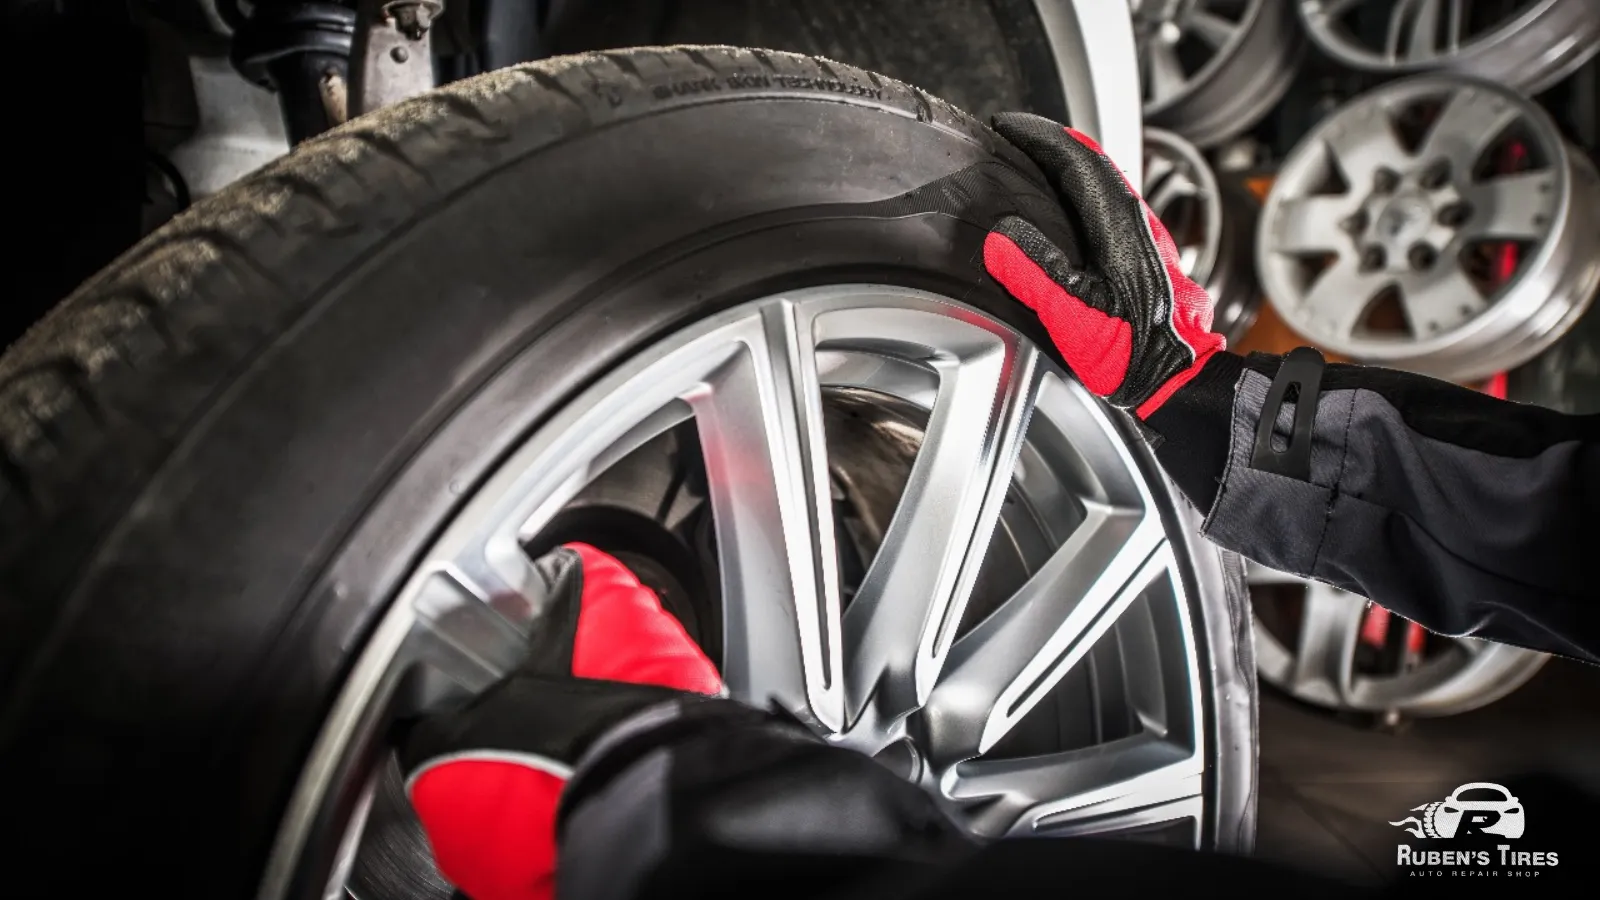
1254;657;1600;890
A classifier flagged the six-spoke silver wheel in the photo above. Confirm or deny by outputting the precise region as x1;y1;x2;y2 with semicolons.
1258;74;1600;381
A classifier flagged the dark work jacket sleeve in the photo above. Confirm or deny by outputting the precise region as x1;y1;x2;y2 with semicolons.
553;696;1372;900
1146;350;1600;664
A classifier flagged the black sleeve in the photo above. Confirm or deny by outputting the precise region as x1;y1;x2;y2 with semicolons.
553;697;1375;900
552;697;978;900
1146;350;1600;664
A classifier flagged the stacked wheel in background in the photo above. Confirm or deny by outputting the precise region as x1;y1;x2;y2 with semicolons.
1150;0;1600;724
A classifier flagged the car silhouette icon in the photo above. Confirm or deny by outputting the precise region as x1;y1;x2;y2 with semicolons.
1392;782;1525;839
1437;783;1525;839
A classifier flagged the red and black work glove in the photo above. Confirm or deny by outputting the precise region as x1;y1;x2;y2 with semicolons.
400;543;722;900
984;113;1226;419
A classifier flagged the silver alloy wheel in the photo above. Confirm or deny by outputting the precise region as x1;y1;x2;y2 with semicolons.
1131;0;1303;148
1144;128;1261;344
1247;562;1548;717
1258;75;1600;381
264;286;1224;897
1297;0;1600;96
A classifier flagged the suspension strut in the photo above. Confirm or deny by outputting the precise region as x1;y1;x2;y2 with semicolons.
231;1;442;145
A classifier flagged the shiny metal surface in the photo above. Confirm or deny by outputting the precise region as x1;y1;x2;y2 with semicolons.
1247;562;1548;717
263;288;1217;898
1298;0;1600;95
1258;75;1600;381
1144;128;1261;343
1036;0;1146;183
1131;0;1304;148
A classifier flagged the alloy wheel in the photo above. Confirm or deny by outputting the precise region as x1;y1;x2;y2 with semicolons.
1297;0;1600;96
1131;0;1304;147
1144;128;1262;344
1258;74;1600;381
264;286;1229;897
1248;562;1548;718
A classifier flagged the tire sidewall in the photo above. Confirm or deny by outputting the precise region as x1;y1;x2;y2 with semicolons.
9;88;1254;888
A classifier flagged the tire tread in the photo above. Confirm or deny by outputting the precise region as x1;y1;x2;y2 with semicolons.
0;46;991;684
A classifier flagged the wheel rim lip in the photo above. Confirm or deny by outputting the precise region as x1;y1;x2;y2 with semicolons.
262;285;1213;898
1257;75;1600;380
1145;128;1226;289
1138;0;1266;114
1139;0;1303;147
1142;126;1261;345
1247;565;1548;716
1296;0;1600;93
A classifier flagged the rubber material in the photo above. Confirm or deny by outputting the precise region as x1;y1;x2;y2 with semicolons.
543;0;1068;123
0;46;1255;892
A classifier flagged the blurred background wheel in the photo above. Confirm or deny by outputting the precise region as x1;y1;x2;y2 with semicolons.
1257;74;1600;381
1143;127;1263;344
1297;0;1600;96
1247;563;1549;720
1130;0;1304;148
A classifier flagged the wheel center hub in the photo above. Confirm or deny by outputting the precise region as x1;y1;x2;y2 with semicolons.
1376;193;1434;245
1130;0;1191;36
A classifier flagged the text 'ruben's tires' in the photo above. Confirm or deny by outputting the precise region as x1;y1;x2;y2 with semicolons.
0;47;1254;895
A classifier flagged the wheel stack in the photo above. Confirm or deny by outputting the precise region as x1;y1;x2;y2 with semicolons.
1121;0;1599;724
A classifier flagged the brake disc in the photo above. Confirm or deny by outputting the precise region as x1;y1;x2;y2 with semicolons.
1131;0;1304;148
1257;74;1600;381
1144;128;1261;344
1297;0;1600;96
1247;563;1548;718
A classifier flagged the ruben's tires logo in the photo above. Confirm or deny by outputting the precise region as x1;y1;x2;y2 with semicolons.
1391;783;1557;877
1392;782;1526;839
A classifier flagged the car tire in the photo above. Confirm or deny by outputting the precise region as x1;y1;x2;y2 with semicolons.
0;46;1255;893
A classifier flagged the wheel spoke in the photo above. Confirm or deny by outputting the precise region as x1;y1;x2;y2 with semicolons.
1289;582;1366;706
1145;167;1201;220
1269;196;1355;255
1400;266;1485;335
1421;91;1522;165
1299;258;1377;339
1444;0;1465;53
408;335;741;691
1462;170;1559;242
1187;9;1239;51
1323;119;1410;183
407;566;532;693
840;321;1041;729
1145;39;1187;105
945;732;1202;838
1142;151;1181;209
693;304;846;732
1393;0;1446;61
920;528;1168;768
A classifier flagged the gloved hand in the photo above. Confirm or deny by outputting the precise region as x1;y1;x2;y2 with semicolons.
984;113;1225;419
400;543;722;900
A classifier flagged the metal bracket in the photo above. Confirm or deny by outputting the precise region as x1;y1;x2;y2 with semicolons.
348;0;442;117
